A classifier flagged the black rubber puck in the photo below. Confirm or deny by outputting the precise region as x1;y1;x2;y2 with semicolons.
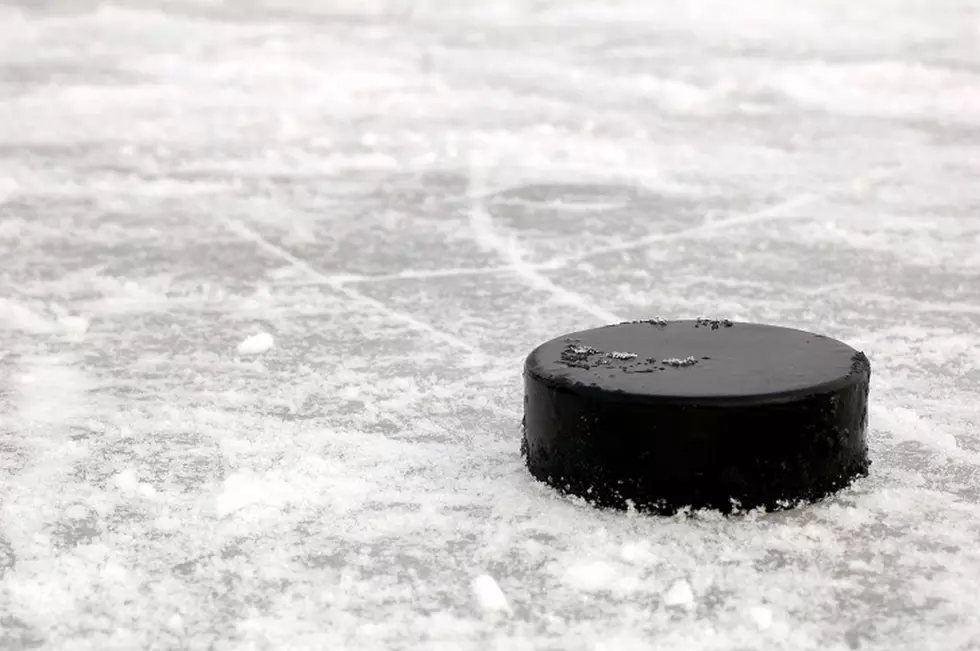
521;319;871;514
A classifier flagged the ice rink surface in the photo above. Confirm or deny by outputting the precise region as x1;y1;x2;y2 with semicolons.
1;0;979;649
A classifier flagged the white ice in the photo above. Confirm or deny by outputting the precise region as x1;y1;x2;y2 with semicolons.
0;0;979;649
236;331;276;355
471;574;511;614
663;579;696;609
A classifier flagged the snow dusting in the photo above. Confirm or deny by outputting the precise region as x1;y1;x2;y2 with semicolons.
608;351;638;360
236;332;275;356
1;0;979;649
749;605;775;630
663;579;696;609
471;574;511;614
662;356;699;368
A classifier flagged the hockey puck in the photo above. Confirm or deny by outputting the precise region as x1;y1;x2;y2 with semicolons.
521;319;871;514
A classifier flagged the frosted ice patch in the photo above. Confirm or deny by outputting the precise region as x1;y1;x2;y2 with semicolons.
360;131;379;148
620;541;656;564
663;579;695;608
563;561;617;592
63;503;90;520
16;358;92;425
596;636;655;651
167;613;184;632
58;315;90;335
240;286;273;312
0;298;58;334
153;516;180;532
236;332;275;355
266;266;299;280
749;605;774;629
50;304;89;335
874;405;980;466
1;0;976;647
213;472;299;518
471;574;510;614
214;475;267;517
101;561;128;583
113;469;140;492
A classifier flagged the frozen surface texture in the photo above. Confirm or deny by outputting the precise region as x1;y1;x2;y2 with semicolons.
1;1;979;649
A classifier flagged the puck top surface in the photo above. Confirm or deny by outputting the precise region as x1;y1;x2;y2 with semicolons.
525;319;865;404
